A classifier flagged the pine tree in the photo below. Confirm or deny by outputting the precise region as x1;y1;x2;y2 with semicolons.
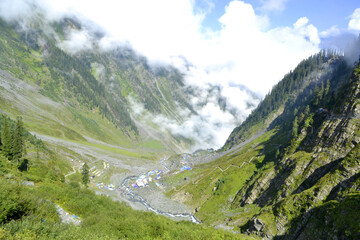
1;117;12;159
312;85;320;107
325;79;330;98
12;117;25;164
81;162;90;187
18;159;29;172
275;149;280;159
293;108;298;117
319;82;324;102
292;116;299;138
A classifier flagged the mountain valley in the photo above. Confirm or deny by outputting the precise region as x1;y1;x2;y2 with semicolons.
0;4;359;240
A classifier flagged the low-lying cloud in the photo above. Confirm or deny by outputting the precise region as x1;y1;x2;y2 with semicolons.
60;29;93;54
129;86;258;151
0;0;324;95
1;0;359;150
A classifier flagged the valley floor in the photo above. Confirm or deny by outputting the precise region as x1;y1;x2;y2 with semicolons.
34;132;204;222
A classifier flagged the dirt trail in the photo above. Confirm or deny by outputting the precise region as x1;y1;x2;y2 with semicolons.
65;167;77;178
55;205;81;225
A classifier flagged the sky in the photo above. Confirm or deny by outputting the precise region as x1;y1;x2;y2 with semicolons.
198;0;360;33
0;0;360;150
1;0;359;94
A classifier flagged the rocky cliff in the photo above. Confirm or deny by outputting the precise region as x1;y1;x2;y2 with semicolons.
232;60;360;239
165;52;360;239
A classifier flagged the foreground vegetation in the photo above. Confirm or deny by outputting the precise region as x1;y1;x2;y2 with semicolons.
0;180;248;239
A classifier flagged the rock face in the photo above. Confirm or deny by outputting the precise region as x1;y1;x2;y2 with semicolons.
229;59;360;239
22;181;35;186
55;205;81;225
241;218;275;240
249;218;265;232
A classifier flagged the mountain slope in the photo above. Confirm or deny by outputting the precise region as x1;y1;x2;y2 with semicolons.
223;50;351;150
0;17;196;153
165;50;360;239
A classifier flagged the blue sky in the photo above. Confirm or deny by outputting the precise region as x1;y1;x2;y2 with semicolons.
198;0;360;32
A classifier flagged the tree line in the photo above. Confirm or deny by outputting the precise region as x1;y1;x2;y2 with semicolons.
43;42;138;135
223;50;345;150
0;115;28;171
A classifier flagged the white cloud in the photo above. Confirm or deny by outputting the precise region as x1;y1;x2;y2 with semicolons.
320;25;341;38
0;0;323;149
0;0;32;21
130;87;257;151
182;2;320;96
60;29;93;54
0;0;321;95
294;17;309;28
348;8;360;31
260;0;288;13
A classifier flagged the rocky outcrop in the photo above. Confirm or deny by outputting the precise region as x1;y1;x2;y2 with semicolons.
249;218;265;232
234;63;360;238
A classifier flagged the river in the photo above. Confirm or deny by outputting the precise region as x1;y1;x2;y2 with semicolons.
121;176;201;224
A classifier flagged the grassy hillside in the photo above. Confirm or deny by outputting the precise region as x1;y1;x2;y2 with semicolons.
0;114;257;240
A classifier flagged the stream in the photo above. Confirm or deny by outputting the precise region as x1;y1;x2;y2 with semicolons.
121;176;201;224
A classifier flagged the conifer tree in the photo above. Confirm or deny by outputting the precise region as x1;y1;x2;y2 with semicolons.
81;162;90;188
12;117;25;164
18;159;29;172
275;149;280;159
312;85;320;107
319;82;324;101
325;79;330;98
292;116;299;138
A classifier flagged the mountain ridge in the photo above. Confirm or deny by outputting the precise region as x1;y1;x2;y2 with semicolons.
164;49;360;239
0;16;200;153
